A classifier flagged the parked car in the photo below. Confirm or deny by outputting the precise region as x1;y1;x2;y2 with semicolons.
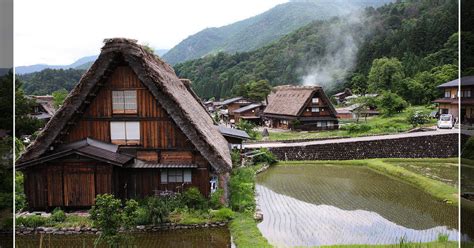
437;114;454;129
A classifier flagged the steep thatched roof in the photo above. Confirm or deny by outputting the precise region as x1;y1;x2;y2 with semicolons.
264;85;336;117
18;38;232;173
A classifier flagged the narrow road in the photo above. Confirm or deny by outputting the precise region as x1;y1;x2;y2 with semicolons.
244;129;458;149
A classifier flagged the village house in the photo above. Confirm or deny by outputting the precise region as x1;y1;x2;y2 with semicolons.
28;95;56;122
336;104;379;120
233;103;264;125
433;78;459;120
263;85;338;131
218;97;253;124
332;88;352;105
16;38;232;210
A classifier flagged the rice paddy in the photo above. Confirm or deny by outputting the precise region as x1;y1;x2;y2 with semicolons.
256;164;458;247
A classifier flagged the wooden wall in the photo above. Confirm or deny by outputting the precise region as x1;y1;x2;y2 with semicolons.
64;66;194;150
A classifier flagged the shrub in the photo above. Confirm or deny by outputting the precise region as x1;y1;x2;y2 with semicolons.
133;207;150;225
377;91;408;116
406;110;429;128
51;208;66;223
231;149;241;167
16;215;47;228
229;168;256;212
146;196;176;225
253;148;278;165
15;172;27;212
236;120;258;139
122;199;139;228
211;208;235;221
341;123;372;134
89;194;123;246
182;187;207;210
209;189;224;209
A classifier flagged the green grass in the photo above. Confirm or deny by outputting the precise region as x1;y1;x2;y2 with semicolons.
278;158;458;205
320;241;457;248
229;212;271;248
53;215;93;228
257;106;437;141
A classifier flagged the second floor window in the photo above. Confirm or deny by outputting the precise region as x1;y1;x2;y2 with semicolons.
112;90;137;114
110;121;140;145
312;97;319;104
462;90;472;98
444;90;451;98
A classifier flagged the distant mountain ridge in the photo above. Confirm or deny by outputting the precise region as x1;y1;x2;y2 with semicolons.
162;0;393;65
15;55;98;75
16;49;169;74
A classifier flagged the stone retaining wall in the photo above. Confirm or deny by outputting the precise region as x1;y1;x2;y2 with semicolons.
267;133;458;161
16;222;228;236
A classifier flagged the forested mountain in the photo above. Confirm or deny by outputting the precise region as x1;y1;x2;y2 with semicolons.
174;0;458;103
162;0;393;65
17;68;85;95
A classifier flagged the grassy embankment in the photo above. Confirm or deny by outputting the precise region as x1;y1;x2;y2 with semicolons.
256;106;437;141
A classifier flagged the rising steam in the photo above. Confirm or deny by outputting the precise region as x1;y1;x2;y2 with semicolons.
301;9;371;91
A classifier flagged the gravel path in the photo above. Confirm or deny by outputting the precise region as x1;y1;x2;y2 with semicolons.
245;129;457;149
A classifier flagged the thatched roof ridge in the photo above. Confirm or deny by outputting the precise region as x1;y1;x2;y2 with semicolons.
19;38;232;173
264;85;336;117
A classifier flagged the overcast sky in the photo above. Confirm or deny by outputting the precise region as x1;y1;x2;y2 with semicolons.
0;0;13;68
15;0;288;66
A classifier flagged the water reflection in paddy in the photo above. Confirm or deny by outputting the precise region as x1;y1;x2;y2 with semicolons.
256;165;458;246
15;227;231;248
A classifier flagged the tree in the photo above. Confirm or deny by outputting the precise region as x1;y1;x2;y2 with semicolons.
246;80;272;101
0;71;13;132
52;88;68;109
236;120;258;140
377;91;408;116
368;57;405;93
15;79;43;137
350;73;368;95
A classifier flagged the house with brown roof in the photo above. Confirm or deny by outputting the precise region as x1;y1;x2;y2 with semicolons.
16;38;232;210
233;103;264;125
28;95;56;122
263;85;338;131
332;88;352;104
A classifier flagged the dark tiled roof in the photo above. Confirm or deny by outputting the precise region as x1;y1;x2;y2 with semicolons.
16;138;133;169
233;103;262;113
218;125;250;140
220;97;243;106
438;77;474;88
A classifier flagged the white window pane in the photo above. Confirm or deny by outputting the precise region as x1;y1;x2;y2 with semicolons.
184;170;192;183
126;122;140;140
161;170;168;184
124;90;137;110
112;91;125;111
110;122;126;140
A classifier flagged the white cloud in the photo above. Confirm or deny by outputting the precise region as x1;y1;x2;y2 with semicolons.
15;0;287;66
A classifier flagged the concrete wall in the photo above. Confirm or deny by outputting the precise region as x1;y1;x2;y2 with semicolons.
267;133;458;161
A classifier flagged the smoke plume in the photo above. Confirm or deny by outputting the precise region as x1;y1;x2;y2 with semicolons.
301;9;371;91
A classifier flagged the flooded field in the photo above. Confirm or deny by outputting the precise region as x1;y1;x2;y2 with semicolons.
15;227;231;248
256;164;458;247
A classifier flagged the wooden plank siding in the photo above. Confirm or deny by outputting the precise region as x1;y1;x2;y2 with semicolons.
24;66;214;210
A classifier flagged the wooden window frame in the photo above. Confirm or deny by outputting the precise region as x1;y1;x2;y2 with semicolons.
160;169;192;184
110;121;140;145
112;90;137;114
311;107;320;113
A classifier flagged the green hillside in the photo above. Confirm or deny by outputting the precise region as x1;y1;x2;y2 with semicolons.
174;0;458;101
162;0;392;65
17;68;85;95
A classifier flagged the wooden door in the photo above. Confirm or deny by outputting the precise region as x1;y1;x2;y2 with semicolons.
63;166;95;207
47;166;64;207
